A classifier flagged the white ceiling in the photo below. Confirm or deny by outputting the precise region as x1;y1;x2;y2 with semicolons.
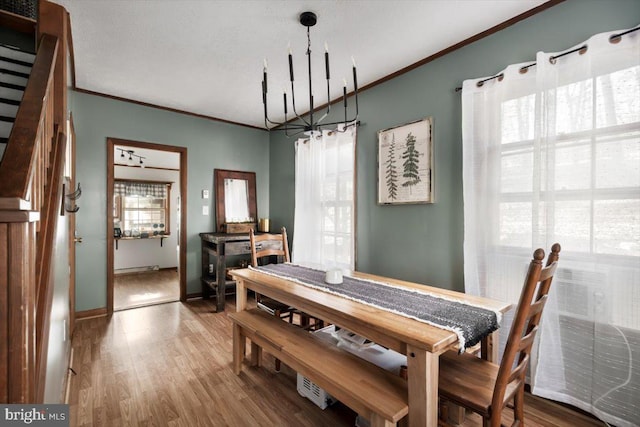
54;0;548;129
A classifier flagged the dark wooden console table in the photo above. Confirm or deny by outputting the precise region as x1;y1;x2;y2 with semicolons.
199;232;253;312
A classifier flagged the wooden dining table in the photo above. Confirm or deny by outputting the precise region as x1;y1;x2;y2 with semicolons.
231;267;512;427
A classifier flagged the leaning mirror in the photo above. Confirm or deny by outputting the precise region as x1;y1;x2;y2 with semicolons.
214;169;257;233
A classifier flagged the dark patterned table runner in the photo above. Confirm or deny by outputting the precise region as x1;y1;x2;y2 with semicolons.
251;263;500;352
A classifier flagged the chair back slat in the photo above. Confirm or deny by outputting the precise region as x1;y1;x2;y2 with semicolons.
528;297;547;317
491;244;561;424
517;326;538;352
539;262;558;282
249;228;290;267
508;354;529;383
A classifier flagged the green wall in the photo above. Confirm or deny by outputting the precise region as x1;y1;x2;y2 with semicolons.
72;91;269;311
269;0;640;292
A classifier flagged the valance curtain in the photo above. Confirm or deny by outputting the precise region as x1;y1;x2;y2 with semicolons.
292;125;356;270
114;181;167;198
462;27;639;427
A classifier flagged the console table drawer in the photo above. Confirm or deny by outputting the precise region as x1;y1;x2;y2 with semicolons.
225;240;282;256
225;241;252;255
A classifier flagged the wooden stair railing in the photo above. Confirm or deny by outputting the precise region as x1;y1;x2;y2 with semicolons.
0;32;60;404
35;129;66;401
0;33;58;210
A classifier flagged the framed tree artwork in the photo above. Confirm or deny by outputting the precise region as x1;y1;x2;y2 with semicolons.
377;117;434;204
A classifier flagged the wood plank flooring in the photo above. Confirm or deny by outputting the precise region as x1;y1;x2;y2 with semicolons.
68;298;605;426
114;269;179;311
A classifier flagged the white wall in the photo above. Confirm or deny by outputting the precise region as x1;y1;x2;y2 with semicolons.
114;165;180;271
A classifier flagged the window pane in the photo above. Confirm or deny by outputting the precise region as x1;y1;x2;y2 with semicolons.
501;150;533;193
323;206;335;233
596;134;640;189
596;66;640;128
338;172;353;201
554;200;591;252
323;180;337;200
555;79;593;135
499;202;531;247
336;206;352;233
594;199;640;257
335;234;351;264
501;94;535;144
121;194;167;234
555;140;591;191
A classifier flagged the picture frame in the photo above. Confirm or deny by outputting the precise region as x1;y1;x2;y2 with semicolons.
377;117;434;204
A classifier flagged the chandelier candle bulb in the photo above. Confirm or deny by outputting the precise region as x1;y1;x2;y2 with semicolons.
343;83;347;107
325;42;330;79
289;50;294;81
263;63;267;94
353;64;358;92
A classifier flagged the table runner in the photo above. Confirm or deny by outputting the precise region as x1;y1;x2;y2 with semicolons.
250;263;500;352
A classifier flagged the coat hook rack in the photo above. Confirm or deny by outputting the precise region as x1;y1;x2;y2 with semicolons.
61;182;81;214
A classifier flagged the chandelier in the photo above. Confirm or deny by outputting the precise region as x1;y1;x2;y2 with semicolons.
261;11;359;137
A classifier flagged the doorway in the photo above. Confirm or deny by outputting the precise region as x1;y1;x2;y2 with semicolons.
106;138;187;313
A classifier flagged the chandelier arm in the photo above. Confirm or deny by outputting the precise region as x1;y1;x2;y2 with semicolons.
289;81;310;126
318;119;359;129
313;75;332;126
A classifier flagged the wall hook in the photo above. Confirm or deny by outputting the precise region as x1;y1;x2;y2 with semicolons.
61;182;81;214
66;183;82;200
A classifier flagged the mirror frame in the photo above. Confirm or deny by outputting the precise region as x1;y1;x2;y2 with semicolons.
214;169;257;233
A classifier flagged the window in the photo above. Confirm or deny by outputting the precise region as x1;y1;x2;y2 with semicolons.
292;126;356;270
462;27;639;426
114;180;171;236
498;69;640;261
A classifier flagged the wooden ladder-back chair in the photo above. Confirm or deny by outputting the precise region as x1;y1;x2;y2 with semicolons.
249;227;295;323
250;227;322;371
438;243;561;427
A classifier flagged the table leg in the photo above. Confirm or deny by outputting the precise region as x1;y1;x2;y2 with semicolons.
406;345;438;427
481;330;500;362
250;342;262;367
216;252;226;312
232;323;244;375
235;278;247;312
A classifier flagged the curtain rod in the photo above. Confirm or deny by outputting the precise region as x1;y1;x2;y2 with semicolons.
454;25;640;92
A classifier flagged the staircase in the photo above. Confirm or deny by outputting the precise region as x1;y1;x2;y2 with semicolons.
0;0;71;404
0;43;35;160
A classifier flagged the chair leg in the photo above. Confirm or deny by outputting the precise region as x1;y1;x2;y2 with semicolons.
273;308;283;371
514;384;525;424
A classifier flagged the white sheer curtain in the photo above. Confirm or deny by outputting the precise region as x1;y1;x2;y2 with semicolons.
462;27;639;427
292;126;356;270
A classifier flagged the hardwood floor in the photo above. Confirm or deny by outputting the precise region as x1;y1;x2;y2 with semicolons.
114;269;179;311
68;298;605;426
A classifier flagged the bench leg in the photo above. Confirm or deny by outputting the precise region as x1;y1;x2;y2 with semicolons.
369;413;395;427
232;323;244;375
250;341;262;367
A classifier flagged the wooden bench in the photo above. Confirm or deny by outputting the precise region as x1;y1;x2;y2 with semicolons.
229;308;409;427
